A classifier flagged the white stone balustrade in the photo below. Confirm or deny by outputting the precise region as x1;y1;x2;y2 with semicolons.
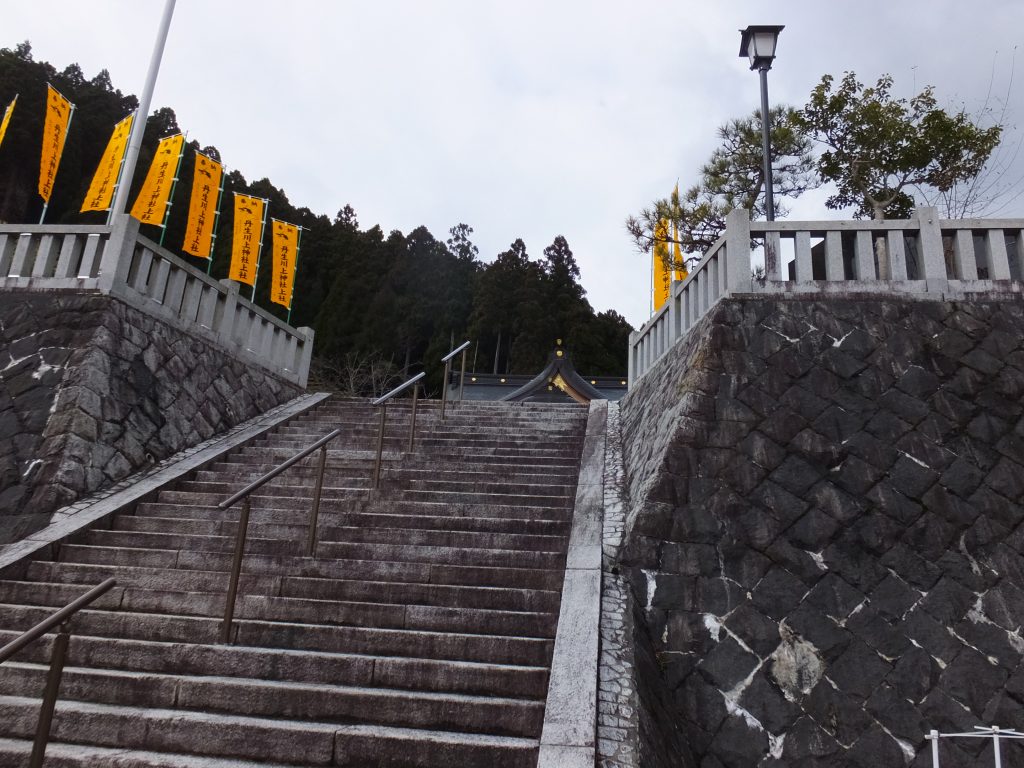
628;207;1024;385
0;214;313;387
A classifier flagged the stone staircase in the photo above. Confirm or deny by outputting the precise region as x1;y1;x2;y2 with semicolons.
0;397;589;767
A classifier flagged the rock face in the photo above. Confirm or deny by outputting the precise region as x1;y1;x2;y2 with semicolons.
0;291;301;542
619;296;1024;768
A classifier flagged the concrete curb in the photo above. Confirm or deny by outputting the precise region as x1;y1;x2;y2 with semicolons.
538;399;607;767
0;392;332;577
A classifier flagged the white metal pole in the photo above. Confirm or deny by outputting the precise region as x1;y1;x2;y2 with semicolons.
111;0;177;217
994;727;1002;768
929;730;940;768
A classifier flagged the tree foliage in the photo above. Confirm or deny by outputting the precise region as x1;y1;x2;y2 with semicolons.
797;72;1003;219
626;106;818;263
0;42;632;387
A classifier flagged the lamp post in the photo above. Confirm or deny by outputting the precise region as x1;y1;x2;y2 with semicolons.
738;25;784;221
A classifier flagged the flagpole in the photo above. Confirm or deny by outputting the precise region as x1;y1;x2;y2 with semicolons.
39;102;75;225
158;133;185;247
286;225;304;324
206;161;225;275
106;112;135;226
110;0;176;218
251;197;269;302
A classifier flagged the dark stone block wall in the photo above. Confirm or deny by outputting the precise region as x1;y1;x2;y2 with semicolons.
0;291;301;543
619;296;1024;768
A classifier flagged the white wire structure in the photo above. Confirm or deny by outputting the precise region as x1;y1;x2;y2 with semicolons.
926;726;1024;768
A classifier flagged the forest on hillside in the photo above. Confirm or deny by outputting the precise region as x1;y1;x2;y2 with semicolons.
0;43;632;393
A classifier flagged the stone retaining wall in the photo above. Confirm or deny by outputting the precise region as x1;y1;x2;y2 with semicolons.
618;295;1024;768
0;291;301;543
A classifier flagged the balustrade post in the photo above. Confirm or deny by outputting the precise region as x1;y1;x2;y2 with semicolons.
724;208;751;295
915;206;949;283
96;213;139;296
28;622;71;768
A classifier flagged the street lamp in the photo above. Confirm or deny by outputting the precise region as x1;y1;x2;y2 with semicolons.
738;25;784;221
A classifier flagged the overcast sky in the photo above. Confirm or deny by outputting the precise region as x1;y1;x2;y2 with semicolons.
5;1;1024;327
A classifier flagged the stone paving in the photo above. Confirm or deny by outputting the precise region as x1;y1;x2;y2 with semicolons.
598;402;642;768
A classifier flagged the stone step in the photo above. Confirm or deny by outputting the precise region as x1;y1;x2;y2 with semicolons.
154;488;572;512
0;605;553;665
25;562;561;613
0;697;539;766
112;515;568;553
77;531;566;570
384;489;574;508
200;462;580;484
0;664;544;737
0;582;557;637
0;737;299;768
391;479;577;497
0;630;548;698
132;501;571;532
55;546;564;589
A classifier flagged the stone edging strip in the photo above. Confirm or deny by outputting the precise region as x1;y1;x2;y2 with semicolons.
538;399;607;767
0;392;332;575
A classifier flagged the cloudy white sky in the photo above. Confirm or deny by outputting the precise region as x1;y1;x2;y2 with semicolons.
5;1;1024;327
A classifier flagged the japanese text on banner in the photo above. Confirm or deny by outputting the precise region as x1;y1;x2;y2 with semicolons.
38;85;73;203
81;114;134;213
270;219;299;308
130;133;184;224
182;152;223;258
229;193;265;286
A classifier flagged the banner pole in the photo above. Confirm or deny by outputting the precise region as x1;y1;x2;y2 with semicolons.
206;160;225;275
39;102;75;225
110;0;176;217
286;225;304;325
158;133;185;247
106;112;136;226
251;197;269;302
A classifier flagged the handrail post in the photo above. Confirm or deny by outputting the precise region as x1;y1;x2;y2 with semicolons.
408;384;419;452
458;348;467;403
373;403;387;489
440;359;451;420
307;444;327;557
28;622;71;768
221;496;251;644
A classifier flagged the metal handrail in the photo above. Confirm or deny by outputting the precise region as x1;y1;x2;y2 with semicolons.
217;427;344;644
371;372;425;488
371;371;425;406
441;340;471;363
0;578;116;768
440;341;470;419
218;428;343;510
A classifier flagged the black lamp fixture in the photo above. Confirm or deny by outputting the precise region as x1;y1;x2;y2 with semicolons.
739;25;784;221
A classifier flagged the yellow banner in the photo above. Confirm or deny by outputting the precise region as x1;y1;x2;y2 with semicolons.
39;84;73;203
671;183;687;283
182;151;223;258
0;95;16;151
270;219;299;308
229;193;265;286
130;132;184;224
80;113;133;213
653;218;671;311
